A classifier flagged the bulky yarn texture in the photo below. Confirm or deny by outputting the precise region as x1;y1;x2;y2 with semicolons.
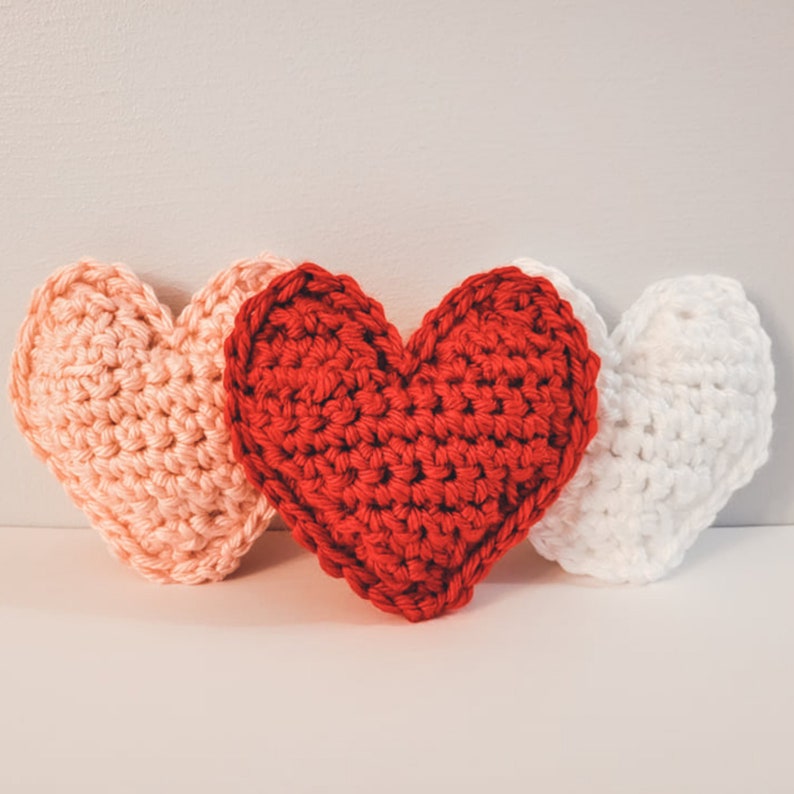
517;259;776;583
225;263;600;620
10;254;294;583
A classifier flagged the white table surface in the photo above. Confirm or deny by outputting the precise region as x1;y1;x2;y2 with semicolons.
1;524;792;794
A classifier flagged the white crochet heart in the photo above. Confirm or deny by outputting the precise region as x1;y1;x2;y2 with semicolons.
516;258;775;583
10;254;294;584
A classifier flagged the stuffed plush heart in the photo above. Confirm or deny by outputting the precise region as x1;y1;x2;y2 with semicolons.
517;259;776;582
225;263;600;620
9;254;294;583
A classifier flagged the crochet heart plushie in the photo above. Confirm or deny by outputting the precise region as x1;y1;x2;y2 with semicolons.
518;259;775;582
9;254;294;583
225;263;600;620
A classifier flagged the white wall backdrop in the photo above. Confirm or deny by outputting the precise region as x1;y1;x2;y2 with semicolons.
1;0;791;528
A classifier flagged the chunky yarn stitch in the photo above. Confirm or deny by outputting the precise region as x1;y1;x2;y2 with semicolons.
9;254;294;583
517;259;776;582
225;263;600;620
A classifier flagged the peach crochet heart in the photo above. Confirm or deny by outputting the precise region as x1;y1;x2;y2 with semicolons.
517;259;775;582
9;254;294;583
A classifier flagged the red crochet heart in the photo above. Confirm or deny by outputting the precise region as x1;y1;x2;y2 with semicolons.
225;263;599;621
